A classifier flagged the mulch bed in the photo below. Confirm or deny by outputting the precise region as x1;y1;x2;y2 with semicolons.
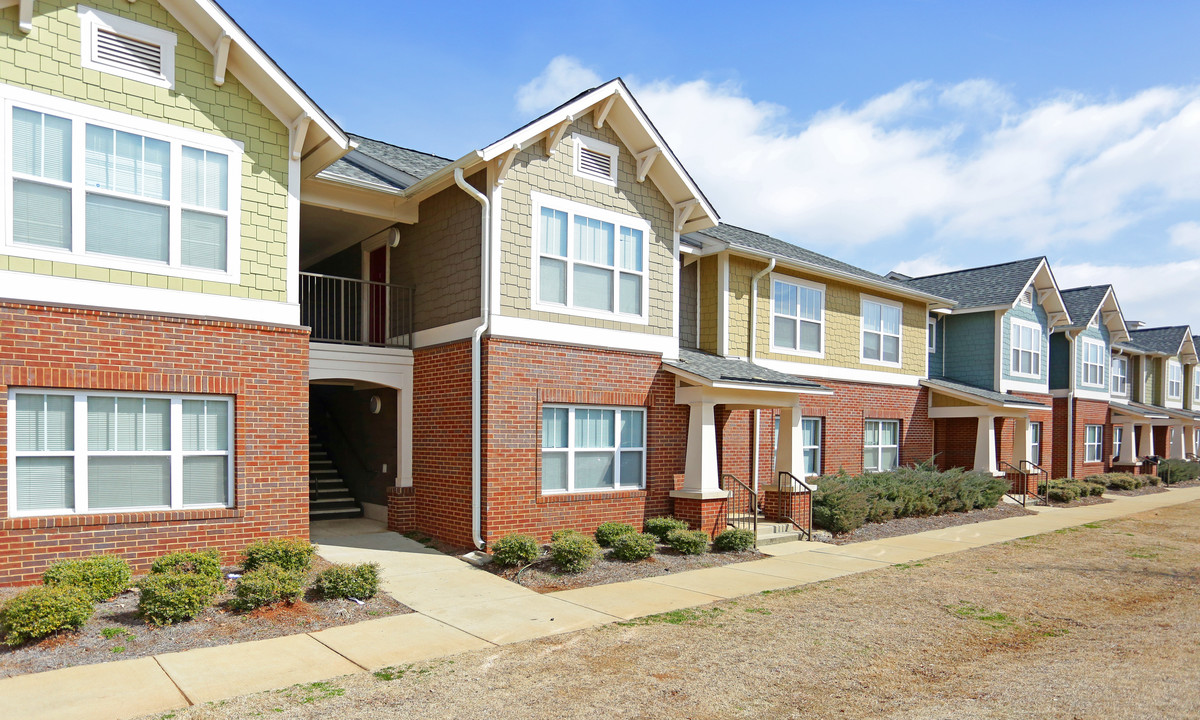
1107;484;1170;497
828;504;1037;545
1044;495;1114;508
0;556;410;680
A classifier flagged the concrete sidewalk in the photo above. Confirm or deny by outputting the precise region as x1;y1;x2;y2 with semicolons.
5;486;1200;720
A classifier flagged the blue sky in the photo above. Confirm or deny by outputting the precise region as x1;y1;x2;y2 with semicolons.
224;1;1200;327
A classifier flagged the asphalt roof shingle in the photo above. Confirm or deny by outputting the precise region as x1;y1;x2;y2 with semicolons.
1126;326;1190;355
665;349;828;391
321;134;452;191
921;378;1048;408
1059;286;1111;327
897;257;1046;310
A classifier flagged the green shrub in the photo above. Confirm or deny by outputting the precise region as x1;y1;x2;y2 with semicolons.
315;563;380;600
813;468;1006;534
1157;459;1200;485
1085;473;1143;491
230;564;305;611
1083;482;1108;497
0;585;94;646
713;528;756;552
42;555;131;602
1046;484;1080;503
812;476;870;534
150;549;222;580
490;534;540;567
241;538;315;572
610;532;657;562
549;533;599;573
644;517;689;542
666;529;709;555
549;529;581;543
594;522;636;548
137;572;220;626
1144;474;1162;486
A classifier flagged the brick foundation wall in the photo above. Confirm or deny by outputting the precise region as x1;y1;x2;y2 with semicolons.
386;486;415;534
411;340;475;547
672;496;727;538
934;417;978;471
0;302;308;585
762;487;812;529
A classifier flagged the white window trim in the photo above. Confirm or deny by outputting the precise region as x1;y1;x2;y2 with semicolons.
1111;356;1128;396
529;191;650;325
1168;359;1184;400
927;317;936;353
1193;367;1200;403
863;419;900;472
1030;421;1043;465
7;389;234;518
1080;338;1107;388
769;272;826;359
802;417;822;477
572;133;618;186
1112;425;1124;460
1084;424;1104;463
540;404;645;495
2;84;243;283
78;6;177;90
1009;317;1043;379
859;293;904;368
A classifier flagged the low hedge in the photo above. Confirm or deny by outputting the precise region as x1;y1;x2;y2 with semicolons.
242;538;315;573
1045;478;1106;504
713;528;755;552
813;467;1008;535
230;564;305;611
150;549;222;580
666;529;708;555
644;517;689;542
610;533;657;562
0;585;94;646
550;533;599;573
315;563;379;600
138;572;220;626
42;555;132;602
491;534;539;567
1083;472;1147;491
594;522;636;548
550;529;582;543
1156;459;1199;485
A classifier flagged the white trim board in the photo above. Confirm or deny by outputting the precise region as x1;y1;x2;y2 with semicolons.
756;357;923;388
488;314;676;359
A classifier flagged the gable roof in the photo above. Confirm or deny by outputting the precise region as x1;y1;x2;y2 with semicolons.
898;257;1047;310
687;223;954;307
1059;286;1109;326
1127;326;1195;357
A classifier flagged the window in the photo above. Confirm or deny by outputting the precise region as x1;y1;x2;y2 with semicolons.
1194;368;1200;403
78;6;177;89
927;317;937;353
572;134;618;185
1080;340;1106;387
861;296;902;365
9;391;232;516
863;420;899;472
1168;360;1183;400
4;88;241;279
1030;421;1042;465
802;418;822;476
1111;357;1128;395
533;194;648;320
1113;425;1124;460
771;276;824;355
541;405;644;493
1084;425;1103;463
1010;319;1042;377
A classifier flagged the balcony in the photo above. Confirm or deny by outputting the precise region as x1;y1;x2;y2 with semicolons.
300;272;414;349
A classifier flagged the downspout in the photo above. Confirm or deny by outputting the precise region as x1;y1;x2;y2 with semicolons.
749;259;775;495
455;168;489;549
1066;333;1075;479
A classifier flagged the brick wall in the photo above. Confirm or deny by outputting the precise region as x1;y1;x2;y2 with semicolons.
934;417;979;471
1051;397;1112;479
0;302;308;585
797;381;932;474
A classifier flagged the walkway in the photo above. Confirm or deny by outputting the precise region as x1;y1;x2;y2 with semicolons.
5;486;1200;720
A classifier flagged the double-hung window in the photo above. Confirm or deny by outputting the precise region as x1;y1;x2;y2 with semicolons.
1111;357;1128;395
541;406;644;493
863;420;899;472
861;296;902;365
4;87;241;279
802;418;822;477
1030;421;1042;465
927;317;937;353
1084;425;1103;463
1010;320;1042;377
1168;360;1183;400
1080;340;1106;387
10;391;233;516
1113;426;1124;460
533;193;648;320
771;276;824;355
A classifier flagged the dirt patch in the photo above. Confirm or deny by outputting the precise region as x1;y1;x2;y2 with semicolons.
486;545;762;592
828;502;1035;544
0;557;410;679
1044;494;1114;508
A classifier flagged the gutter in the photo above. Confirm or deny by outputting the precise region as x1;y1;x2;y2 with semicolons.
454;168;489;550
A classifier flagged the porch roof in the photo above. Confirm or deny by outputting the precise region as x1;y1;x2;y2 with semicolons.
1110;401;1171;421
921;378;1048;409
664;349;831;394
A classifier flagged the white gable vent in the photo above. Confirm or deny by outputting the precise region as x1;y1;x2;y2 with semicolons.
79;6;177;90
573;134;618;185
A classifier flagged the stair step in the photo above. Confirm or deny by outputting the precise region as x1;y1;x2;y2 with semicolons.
311;498;360;510
756;531;807;546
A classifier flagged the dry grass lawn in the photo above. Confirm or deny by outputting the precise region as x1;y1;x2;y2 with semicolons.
152;501;1200;720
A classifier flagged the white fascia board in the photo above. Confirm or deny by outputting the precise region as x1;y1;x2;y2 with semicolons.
757;358;923;388
394;151;485;202
999;377;1050;395
488;314;678;359
662;365;831;397
920;381;1045;411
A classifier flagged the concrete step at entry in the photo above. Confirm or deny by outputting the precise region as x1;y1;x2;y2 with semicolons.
727;513;806;546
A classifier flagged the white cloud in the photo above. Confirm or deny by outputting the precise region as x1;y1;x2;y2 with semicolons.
515;56;602;115
1169;221;1200;253
889;255;961;278
1054;259;1200;328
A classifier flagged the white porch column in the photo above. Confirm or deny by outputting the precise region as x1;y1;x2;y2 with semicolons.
1184;424;1196;458
682;401;719;493
974;414;999;475
1168;424;1185;460
399;387;413;488
1013;418;1031;468
1118;422;1137;464
774;405;804;480
1138;424;1155;459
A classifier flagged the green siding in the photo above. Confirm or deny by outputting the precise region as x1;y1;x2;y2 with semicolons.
938;311;996;390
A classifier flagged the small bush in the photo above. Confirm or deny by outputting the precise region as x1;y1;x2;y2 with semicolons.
315;563;379;600
241;538;315;572
230;564;304;611
1085;473;1143;491
550;533;599;573
1157;459;1200;485
42;555;131;602
813;477;870;534
610;533;656;562
150;549;222;580
0;585;94;646
594;522;636;548
1144;474;1162;486
1046;484;1080;503
550;529;582;543
713;528;756;552
666;529;709;555
644;517;689;542
138;572;220;626
491;534;539;567
1083;482;1107;496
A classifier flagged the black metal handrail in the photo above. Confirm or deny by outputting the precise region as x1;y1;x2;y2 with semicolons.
777;471;814;541
300;271;414;348
1000;460;1030;507
720;473;757;543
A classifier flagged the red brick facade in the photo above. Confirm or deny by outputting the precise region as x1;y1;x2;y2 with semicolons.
797;380;933;474
0;302;309;585
1051;397;1112;479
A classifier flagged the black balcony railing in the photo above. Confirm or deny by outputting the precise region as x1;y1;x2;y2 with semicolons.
300;272;414;348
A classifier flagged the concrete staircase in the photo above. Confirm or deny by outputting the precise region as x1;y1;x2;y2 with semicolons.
729;513;808;546
309;434;363;521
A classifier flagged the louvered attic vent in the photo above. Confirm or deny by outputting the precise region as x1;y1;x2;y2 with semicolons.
579;147;612;179
78;6;177;89
95;28;162;77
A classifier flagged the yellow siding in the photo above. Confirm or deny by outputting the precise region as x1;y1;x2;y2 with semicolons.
698;255;719;353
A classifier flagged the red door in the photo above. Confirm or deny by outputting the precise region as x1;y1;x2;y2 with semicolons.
368;247;387;345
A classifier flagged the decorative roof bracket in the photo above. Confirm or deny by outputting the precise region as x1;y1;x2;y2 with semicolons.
495;145;520;185
593;95;616;129
544;117;573;157
211;31;232;86
635;147;661;183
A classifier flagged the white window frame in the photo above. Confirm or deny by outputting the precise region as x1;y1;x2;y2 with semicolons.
802;417;822;477
769;273;825;359
1084;424;1104;463
859;293;904;367
78;6;177;90
1194;367;1200;403
530;191;650;324
927;317;936;353
863;419;900;472
1111;356;1128;396
7;389;234;517
572;134;618;186
1080;339;1107;388
540;404;645;494
1113;425;1124;460
1168;359;1184;400
1030;421;1042;465
1;85;243;283
1009;318;1043;379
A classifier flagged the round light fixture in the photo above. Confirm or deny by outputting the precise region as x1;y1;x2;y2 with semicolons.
369;395;383;414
